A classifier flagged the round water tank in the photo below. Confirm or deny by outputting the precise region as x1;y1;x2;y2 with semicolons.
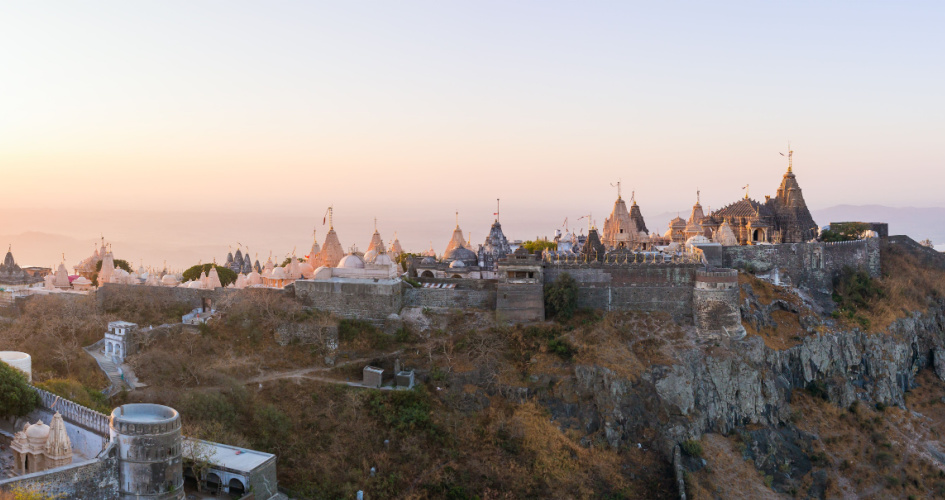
110;404;184;500
0;351;31;382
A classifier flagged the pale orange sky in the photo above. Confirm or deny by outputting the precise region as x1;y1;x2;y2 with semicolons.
1;2;943;268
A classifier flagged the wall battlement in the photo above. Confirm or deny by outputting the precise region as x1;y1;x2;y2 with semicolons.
33;386;111;438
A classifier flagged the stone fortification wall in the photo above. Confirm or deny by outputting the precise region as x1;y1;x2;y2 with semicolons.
543;263;697;321
693;269;744;338
721;238;880;301
97;284;289;317
294;280;403;322
0;444;120;500
496;284;544;323
403;278;497;311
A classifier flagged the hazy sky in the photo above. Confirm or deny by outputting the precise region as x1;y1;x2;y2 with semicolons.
1;2;943;265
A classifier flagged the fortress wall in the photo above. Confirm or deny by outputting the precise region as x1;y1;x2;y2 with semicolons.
294;280;403;322
544;264;697;321
403;280;497;311
496;283;544;323
0;444;120;500
721;239;879;299
97;283;288;314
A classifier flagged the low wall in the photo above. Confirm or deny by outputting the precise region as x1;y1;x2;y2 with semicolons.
0;387;112;458
0;443;120;500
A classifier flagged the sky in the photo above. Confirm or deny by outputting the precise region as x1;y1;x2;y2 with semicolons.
1;2;943;267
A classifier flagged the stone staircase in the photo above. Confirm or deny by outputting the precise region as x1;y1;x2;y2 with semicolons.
83;340;129;397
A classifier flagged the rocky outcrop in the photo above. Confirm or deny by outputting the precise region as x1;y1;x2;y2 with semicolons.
570;299;945;458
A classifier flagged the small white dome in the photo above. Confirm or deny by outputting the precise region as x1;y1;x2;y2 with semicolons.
271;267;287;279
374;253;393;266
449;260;465;268
26;421;50;441
339;254;365;269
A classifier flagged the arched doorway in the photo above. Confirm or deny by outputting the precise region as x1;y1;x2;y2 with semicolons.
450;274;462;279
752;229;761;242
206;473;222;493
228;478;246;497
420;271;434;278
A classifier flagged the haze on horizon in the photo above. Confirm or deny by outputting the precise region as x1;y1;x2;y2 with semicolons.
1;2;943;268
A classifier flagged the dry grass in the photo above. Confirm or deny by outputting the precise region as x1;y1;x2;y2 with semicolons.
739;274;811;351
572;311;687;382
853;241;945;333
687;434;780;500
0;294;107;389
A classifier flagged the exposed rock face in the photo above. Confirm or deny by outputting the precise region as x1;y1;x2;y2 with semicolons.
569;299;945;457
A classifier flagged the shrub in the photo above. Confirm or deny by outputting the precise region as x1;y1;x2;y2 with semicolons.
547;337;576;360
680;440;703;458
0;361;39;418
36;378;109;413
545;272;578;320
368;386;438;436
821;222;871;242
832;266;884;323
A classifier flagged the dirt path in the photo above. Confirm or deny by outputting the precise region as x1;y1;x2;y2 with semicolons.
243;349;405;385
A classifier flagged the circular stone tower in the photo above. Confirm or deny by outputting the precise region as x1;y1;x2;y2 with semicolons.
693;268;746;339
110;404;184;500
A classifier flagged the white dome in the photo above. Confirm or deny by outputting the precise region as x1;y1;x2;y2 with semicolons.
374;253;393;266
161;275;179;286
26;421;50;441
449;260;465;268
271;267;287;279
339;254;365;269
363;248;379;264
313;266;333;280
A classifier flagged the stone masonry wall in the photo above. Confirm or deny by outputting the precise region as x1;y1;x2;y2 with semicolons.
294;280;403;322
0;444;120;500
693;269;743;338
721;238;880;302
496;283;544;324
543;264;697;322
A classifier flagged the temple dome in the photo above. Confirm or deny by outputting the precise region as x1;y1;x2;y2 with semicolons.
420;256;436;265
26;421;50;445
445;246;477;265
270;267;287;279
374;253;393;267
363;248;379;264
449;260;465;268
339;254;365;269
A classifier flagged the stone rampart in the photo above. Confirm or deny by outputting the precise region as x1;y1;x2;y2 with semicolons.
0;444;120;500
496;283;544;323
721;238;880;301
544;263;697;321
294;279;403;322
403;278;497;311
693;269;744;338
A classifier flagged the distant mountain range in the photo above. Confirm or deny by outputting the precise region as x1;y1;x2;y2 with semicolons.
2;205;942;269
811;205;945;244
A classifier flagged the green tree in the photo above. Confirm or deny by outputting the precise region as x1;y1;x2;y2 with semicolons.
522;239;556;254
544;272;579;320
182;264;238;287
820;222;871;242
396;252;421;272
0;361;40;418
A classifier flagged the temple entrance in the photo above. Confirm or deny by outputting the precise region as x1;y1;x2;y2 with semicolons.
420;271;434;278
752;229;761;243
202;297;212;313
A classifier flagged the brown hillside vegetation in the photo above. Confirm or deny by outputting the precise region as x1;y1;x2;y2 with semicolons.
688;370;945;499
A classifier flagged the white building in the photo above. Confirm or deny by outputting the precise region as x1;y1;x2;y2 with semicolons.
104;321;137;363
